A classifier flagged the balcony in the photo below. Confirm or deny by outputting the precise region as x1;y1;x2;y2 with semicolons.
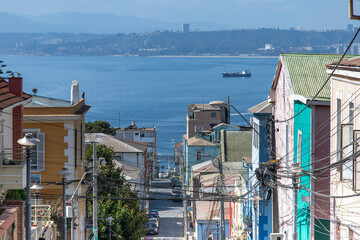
0;149;26;190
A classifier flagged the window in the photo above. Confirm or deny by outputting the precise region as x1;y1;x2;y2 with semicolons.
24;130;45;172
30;174;41;184
297;130;302;165
75;128;78;168
337;99;342;164
253;122;259;149
196;151;202;161
211;112;216;118
341;123;353;181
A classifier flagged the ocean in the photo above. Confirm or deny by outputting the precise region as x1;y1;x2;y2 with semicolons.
0;56;278;158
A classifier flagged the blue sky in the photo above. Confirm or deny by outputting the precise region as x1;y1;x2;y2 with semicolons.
0;0;358;30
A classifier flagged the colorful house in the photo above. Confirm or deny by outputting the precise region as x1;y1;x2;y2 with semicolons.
184;137;219;185
23;80;90;240
247;100;273;240
327;57;360;239
269;54;346;240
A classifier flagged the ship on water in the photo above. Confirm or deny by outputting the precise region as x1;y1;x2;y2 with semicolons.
222;70;251;77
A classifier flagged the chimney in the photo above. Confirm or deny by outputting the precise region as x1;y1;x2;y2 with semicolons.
71;80;79;105
132;121;135;126
8;77;23;97
8;77;23;160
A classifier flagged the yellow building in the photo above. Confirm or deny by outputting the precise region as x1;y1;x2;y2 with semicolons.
23;81;90;240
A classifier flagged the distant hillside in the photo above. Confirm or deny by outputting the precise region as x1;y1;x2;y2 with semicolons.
0;12;231;34
0;12;62;33
0;29;358;56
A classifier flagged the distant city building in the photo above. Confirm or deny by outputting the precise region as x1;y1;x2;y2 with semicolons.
348;24;354;32
187;103;229;139
182;23;190;33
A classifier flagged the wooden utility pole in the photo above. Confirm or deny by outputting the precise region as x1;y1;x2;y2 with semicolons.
270;115;279;233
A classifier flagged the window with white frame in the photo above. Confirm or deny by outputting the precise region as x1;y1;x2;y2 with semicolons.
337;98;342;164
253;122;259;149
24;130;45;172
297;130;302;166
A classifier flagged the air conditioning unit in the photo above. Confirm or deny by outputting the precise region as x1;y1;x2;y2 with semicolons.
270;233;283;240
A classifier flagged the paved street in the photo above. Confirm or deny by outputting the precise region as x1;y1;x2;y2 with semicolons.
147;178;184;240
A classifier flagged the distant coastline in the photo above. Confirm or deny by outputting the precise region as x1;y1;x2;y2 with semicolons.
111;55;279;58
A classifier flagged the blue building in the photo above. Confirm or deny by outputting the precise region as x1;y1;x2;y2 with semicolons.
247;100;273;240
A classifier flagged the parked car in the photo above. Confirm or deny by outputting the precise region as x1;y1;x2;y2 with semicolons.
173;186;182;193
149;209;159;218
148;217;159;227
144;222;159;235
173;191;183;202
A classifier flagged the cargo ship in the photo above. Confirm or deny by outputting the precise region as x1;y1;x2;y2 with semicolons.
222;70;251;77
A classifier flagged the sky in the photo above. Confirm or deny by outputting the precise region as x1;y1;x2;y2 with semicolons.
0;0;358;30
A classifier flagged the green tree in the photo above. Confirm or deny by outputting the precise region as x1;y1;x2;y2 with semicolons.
86;144;147;239
85;121;116;136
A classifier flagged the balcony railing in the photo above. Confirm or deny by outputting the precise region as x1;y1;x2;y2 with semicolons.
0;148;26;190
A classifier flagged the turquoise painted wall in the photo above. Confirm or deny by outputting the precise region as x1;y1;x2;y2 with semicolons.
294;101;311;240
185;143;219;184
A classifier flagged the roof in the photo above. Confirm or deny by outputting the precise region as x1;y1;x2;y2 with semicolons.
326;56;360;71
26;95;72;107
187;137;217;146
212;123;240;130
195;201;230;220
189;104;221;111
247;100;272;114
85;133;144;153
0;79;31;110
113;160;141;180
278;53;356;101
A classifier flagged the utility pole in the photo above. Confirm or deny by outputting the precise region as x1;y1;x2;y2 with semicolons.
218;154;225;240
268;116;279;233
292;163;300;240
93;145;98;240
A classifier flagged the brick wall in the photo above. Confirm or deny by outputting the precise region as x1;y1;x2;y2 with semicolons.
3;201;25;240
12;106;23;161
8;77;24;161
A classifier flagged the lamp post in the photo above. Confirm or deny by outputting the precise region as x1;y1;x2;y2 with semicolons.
106;216;114;240
213;215;220;240
58;168;70;240
31;183;43;240
18;133;39;240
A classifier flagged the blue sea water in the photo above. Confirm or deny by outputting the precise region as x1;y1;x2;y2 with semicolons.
0;56;278;156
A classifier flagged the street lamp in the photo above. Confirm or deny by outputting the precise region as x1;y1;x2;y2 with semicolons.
58;167;70;240
106;216;114;240
18;133;39;240
213;215;220;240
31;183;43;240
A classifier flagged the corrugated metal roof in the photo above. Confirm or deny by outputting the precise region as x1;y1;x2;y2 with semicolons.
85;133;144;153
27;95;72;107
247;100;272;114
282;53;356;100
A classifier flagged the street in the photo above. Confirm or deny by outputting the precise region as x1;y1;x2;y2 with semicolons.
147;178;184;240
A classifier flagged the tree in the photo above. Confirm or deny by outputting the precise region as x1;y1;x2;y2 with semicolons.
85;144;147;239
85;120;116;136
